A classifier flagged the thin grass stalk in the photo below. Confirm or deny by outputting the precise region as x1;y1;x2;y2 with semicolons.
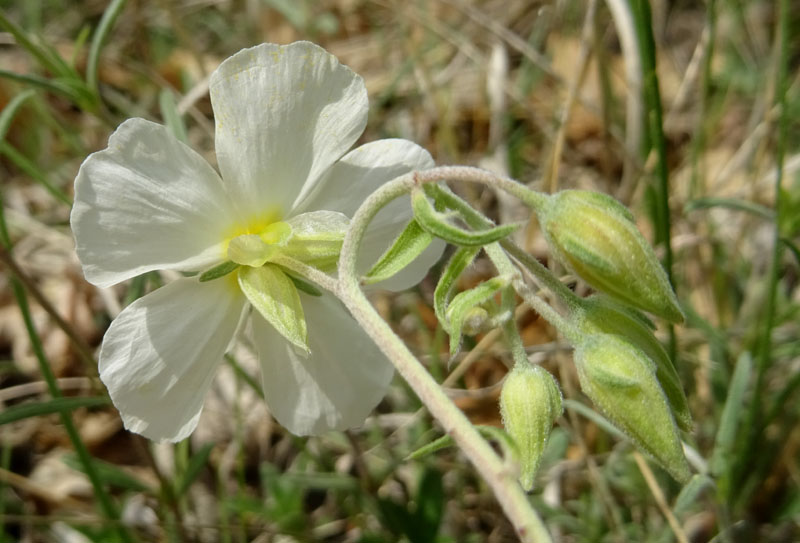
630;0;677;360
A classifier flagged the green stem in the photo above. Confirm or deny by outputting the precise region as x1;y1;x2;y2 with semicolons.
336;168;552;543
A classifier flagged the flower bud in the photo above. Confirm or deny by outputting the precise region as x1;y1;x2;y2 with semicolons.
575;296;693;431
539;190;684;323
574;333;691;482
500;364;563;491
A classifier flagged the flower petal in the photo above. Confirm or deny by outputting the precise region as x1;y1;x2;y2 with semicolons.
71;118;236;288
296;139;443;290
252;293;393;435
210;42;368;217
99;278;245;442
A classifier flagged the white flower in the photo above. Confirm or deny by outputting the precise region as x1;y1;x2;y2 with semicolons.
71;42;441;442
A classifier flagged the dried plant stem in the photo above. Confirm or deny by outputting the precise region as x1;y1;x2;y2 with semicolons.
633;452;690;543
337;166;553;542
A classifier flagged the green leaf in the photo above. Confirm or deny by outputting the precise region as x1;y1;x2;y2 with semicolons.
159;89;188;143
415;468;445;542
198;261;239;282
87;0;128;96
62;453;151;493
433;246;480;331
412;189;518;247
0;396;109;426
0;70;83;102
238;265;308;352
364;219;434;284
673;474;714;515
285;272;323;296
446;276;509;357
406;425;517;461
0;141;72;206
685;197;775;220
176;443;214;497
0;89;35;142
0;10;74;78
710;351;752;476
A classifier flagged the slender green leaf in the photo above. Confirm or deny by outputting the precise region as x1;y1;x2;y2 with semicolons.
710;351;752;475
0;396;109;426
673;474;714;515
685;197;775;220
0;141;72;206
159;89;188;143
285;272;323;297
0;70;81;101
364;219;434;284
87;0;128;96
407;425;518;461
433;246;480;330
780;237;800;266
198;261;238;282
0;9;72;77
62;453;151;493
412;189;518;247
563;399;627;441
0;89;35;142
446;276;509;356
176;443;215;497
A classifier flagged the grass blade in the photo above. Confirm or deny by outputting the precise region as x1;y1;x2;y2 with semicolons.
0;396;109;426
87;0;128;97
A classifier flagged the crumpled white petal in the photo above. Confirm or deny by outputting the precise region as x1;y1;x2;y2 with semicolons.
98;278;245;442
210;42;368;218
252;293;394;436
71;118;236;288
296;139;444;290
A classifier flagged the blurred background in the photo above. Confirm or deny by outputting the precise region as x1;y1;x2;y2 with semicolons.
0;0;798;541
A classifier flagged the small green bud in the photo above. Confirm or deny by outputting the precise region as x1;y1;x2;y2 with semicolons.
575;296;693;431
540;190;684;323
500;364;563;491
574;334;691;483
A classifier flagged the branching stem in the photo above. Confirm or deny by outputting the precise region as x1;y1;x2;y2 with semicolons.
335;166;554;542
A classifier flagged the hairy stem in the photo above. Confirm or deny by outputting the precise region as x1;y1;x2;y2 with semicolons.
336;167;553;542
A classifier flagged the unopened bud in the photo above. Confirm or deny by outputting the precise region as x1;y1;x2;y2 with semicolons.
575;296;692;431
540;190;684;323
500;364;562;491
574;334;691;482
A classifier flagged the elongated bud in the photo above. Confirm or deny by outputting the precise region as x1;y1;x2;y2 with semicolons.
539;190;684;323
575;296;693;431
574;334;691;482
500;364;563;491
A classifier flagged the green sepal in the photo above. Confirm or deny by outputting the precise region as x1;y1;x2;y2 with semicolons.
198;261;239;282
412;189;518;247
238;265;309;353
228;234;276;267
285;272;323;297
446;276;510;357
363;219;434;285
574;334;691;483
281;211;349;271
434;246;481;332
